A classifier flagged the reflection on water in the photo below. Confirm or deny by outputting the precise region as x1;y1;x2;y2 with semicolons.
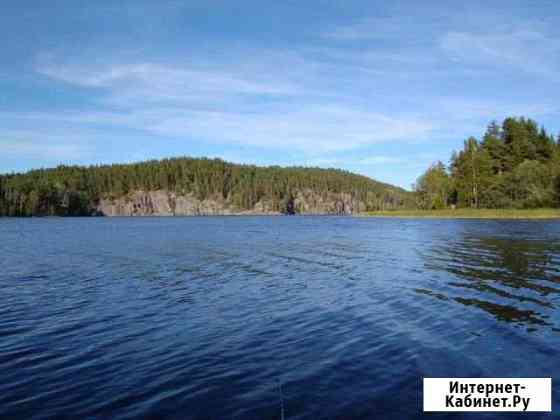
419;228;560;330
1;217;559;419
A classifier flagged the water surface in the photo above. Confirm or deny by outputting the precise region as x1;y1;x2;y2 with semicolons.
1;217;559;419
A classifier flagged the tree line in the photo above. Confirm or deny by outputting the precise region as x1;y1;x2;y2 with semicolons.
415;117;560;209
0;157;412;216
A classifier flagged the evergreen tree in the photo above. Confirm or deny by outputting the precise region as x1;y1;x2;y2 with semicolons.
450;137;493;208
420;117;560;209
0;157;413;216
415;161;450;209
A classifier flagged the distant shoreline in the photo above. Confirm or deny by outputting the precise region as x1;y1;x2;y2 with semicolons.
361;208;560;219
5;209;560;219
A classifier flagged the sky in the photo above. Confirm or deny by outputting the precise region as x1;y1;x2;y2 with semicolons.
1;0;559;189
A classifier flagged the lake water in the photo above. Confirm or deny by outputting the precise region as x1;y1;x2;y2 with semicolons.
1;217;559;419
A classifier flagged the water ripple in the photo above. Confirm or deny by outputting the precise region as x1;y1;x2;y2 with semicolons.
0;217;559;419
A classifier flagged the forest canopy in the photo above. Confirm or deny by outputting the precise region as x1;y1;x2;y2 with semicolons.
0;157;412;216
415;117;560;209
5;116;556;217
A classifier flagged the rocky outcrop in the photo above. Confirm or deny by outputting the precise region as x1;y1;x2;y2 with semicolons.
292;189;362;215
96;189;365;216
98;191;174;216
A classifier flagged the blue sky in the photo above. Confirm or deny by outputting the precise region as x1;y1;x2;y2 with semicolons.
1;0;559;189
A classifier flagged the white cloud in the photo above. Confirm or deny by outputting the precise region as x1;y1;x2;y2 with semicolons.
1;105;434;153
440;26;560;77
323;16;440;41
37;62;302;103
1;137;91;160
5;9;558;179
29;55;439;153
21;45;559;160
324;14;560;81
152;107;434;151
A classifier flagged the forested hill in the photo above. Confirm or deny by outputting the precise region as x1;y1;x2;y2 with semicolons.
415;117;560;209
0;158;412;216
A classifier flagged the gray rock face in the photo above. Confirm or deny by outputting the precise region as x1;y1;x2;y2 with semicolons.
98;191;174;216
292;189;362;215
96;189;364;216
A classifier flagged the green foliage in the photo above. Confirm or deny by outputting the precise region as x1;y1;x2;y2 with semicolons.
508;160;555;208
414;161;450;209
417;117;560;209
451;137;494;208
0;157;413;216
365;208;560;219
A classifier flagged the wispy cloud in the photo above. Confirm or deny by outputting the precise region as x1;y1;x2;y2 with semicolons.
30;54;439;153
2;1;560;186
323;15;445;42
440;25;560;77
37;61;303;104
1;137;91;161
1;106;434;153
323;12;560;81
17;39;559;163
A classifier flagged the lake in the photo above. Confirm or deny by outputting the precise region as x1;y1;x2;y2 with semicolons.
1;217;558;419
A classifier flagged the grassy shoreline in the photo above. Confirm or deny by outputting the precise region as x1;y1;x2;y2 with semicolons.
361;208;560;219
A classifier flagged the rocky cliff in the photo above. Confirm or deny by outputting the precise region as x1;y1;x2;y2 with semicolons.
97;189;365;216
1;157;412;217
